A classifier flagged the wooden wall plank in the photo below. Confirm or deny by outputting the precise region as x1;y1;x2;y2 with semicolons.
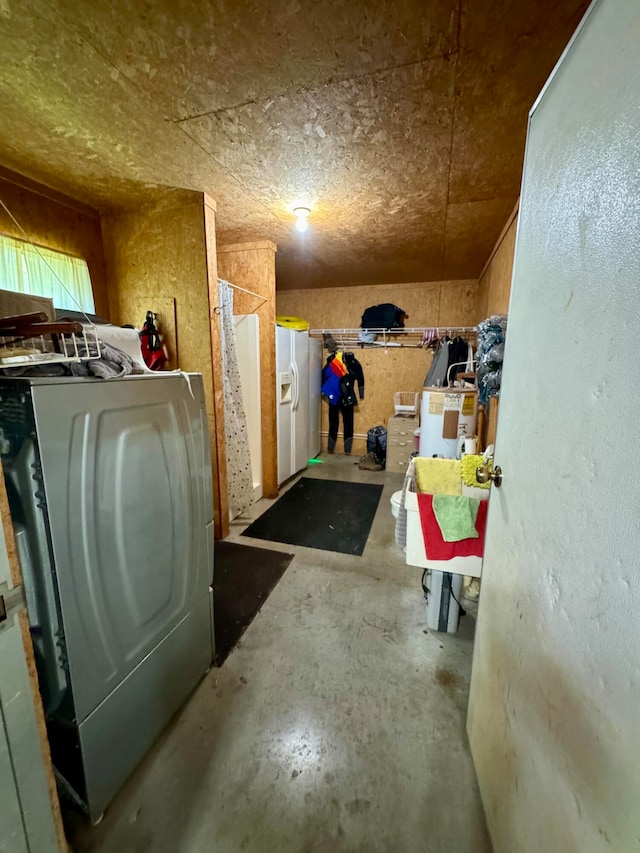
476;203;518;320
476;204;518;448
217;241;278;499
204;198;229;538
101;190;225;536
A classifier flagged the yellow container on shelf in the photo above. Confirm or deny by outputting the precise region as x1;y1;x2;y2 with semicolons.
276;315;310;331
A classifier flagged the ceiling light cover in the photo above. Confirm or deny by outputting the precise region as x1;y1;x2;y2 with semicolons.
293;206;311;233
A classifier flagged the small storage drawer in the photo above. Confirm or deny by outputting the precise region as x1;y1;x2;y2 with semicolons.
388;426;416;440
387;435;414;453
386;442;413;470
387;415;418;439
386;456;411;473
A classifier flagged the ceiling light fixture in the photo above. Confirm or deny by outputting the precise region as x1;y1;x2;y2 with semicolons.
293;206;311;233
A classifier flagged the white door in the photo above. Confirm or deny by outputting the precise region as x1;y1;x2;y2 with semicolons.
467;1;640;850
308;337;322;458
292;330;310;475
276;326;293;485
0;520;60;852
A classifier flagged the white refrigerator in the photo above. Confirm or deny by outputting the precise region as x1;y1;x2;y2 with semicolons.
276;327;321;485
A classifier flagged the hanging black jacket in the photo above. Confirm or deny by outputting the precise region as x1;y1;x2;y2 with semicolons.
447;336;470;385
342;352;365;405
323;351;365;407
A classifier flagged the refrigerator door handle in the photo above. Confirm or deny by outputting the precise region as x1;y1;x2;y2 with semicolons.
292;360;299;411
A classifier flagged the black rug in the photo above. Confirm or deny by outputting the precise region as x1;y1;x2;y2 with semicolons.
241;477;383;556
213;541;294;665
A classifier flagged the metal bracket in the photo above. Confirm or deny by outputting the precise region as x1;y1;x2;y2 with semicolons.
0;580;27;631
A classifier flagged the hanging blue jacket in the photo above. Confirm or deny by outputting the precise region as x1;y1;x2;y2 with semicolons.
321;364;342;403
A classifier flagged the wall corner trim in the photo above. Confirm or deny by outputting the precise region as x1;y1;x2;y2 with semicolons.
217;240;277;254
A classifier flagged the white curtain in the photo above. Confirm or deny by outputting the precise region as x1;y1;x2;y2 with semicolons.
0;234;95;312
218;279;254;520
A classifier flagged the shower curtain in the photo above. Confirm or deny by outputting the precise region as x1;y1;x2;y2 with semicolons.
218;279;254;520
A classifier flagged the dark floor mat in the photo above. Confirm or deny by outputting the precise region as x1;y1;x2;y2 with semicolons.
241;477;383;556
213;541;294;666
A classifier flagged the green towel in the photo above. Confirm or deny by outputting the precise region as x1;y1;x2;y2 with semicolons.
432;495;480;542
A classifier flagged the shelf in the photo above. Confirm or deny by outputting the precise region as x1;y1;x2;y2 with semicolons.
308;326;478;348
0;326;102;366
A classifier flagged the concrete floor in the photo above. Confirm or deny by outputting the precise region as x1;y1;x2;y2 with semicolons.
69;455;491;853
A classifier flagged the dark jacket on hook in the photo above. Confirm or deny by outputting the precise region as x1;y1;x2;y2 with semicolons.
322;351;365;406
447;336;470;385
342;353;365;403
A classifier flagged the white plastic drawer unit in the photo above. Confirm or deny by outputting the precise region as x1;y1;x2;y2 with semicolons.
0;373;214;822
386;415;418;470
387;415;418;437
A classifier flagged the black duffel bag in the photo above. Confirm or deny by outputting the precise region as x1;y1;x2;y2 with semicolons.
361;303;406;330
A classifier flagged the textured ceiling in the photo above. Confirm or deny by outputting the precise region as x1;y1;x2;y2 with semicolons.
0;0;589;289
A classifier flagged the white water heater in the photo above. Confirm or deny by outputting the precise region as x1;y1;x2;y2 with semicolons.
419;386;478;459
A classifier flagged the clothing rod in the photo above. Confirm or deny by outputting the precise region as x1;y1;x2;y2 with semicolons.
226;281;268;304
309;326;477;335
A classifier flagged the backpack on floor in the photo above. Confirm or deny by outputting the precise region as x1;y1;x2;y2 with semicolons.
367;425;387;467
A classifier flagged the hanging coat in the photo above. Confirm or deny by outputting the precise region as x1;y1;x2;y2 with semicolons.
424;338;451;387
447;336;470;385
343;352;365;400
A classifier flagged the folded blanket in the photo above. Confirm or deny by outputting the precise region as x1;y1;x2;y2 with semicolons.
414;457;461;496
417;493;487;560
460;454;490;489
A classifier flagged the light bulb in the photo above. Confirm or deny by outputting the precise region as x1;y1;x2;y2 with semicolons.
293;206;311;233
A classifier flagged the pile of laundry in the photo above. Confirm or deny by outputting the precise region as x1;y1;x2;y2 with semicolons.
1;337;144;379
476;314;507;405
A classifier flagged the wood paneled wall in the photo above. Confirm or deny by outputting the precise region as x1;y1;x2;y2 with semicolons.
102;190;226;536
217;241;278;498
277;280;478;456
475;201;519;449
204;199;229;536
0;167;109;317
476;202;518;320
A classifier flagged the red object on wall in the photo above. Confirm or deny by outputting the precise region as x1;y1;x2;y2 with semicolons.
139;311;167;370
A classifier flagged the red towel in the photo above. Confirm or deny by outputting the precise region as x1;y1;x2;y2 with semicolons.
417;493;488;560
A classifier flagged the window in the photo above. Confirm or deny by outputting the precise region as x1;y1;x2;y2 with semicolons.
0;234;95;313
